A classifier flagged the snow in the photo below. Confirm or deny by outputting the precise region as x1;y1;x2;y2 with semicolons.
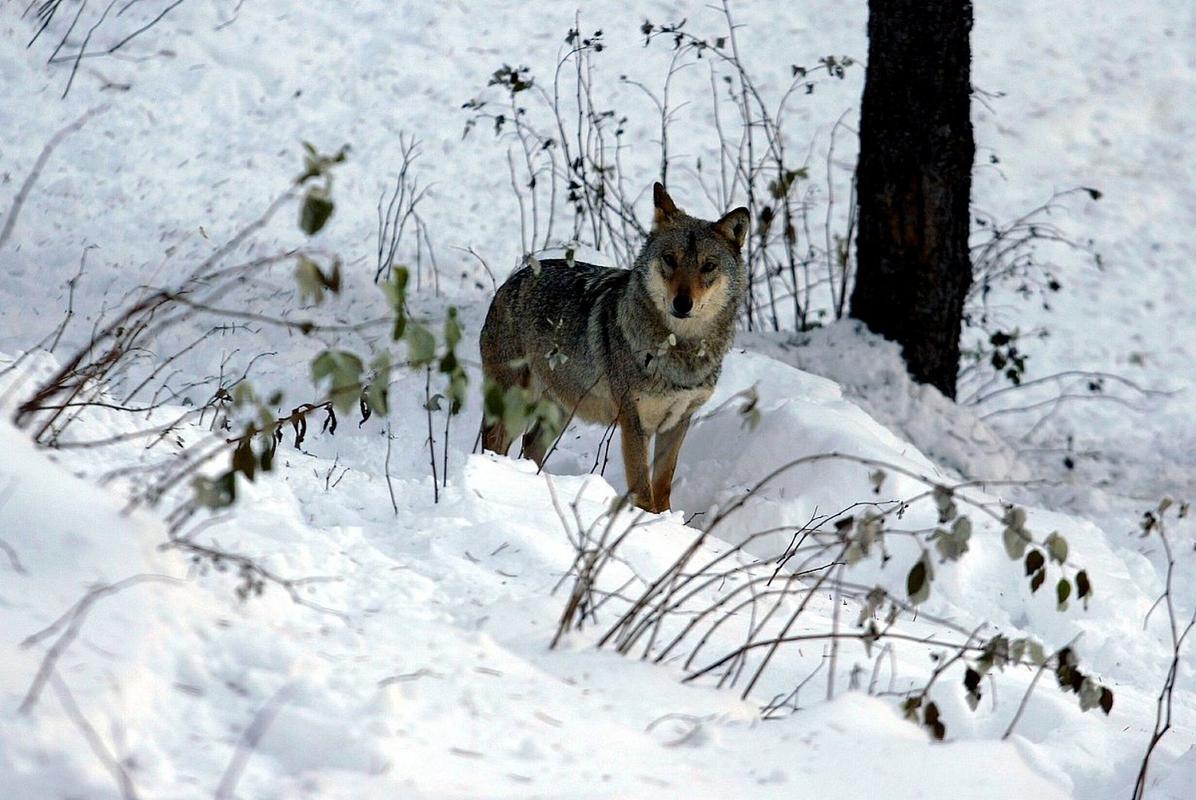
2;1;1196;798
0;361;1083;800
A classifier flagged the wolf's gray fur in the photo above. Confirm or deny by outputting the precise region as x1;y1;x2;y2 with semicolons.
481;183;749;512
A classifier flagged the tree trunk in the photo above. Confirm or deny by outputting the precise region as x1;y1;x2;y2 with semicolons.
850;0;975;398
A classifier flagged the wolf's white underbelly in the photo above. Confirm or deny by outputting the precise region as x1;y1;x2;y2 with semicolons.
635;387;711;433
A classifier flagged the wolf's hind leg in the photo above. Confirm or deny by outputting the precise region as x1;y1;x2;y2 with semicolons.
479;282;530;457
482;418;514;456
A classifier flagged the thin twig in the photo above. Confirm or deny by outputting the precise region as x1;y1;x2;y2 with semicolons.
19;574;182;714
50;671;140;800
214;684;294;800
1;105;108;249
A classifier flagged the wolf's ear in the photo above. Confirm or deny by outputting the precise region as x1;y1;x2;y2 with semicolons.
713;207;750;250
653;182;682;230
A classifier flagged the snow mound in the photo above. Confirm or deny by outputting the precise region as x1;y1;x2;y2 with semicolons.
2;329;1187;798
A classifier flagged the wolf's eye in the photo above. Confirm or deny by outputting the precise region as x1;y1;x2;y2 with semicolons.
701;260;718;274
661;253;678;271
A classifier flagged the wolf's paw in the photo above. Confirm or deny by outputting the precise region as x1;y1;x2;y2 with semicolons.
639;496;672;514
632;493;657;514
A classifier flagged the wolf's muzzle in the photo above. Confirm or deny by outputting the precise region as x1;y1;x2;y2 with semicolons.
671;294;693;318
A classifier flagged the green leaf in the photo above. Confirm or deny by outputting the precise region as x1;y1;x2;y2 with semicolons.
502;385;530;436
443;306;462;350
295;257;326;304
952;516;972;541
372;350;392;375
231;382;256;408
1004;506;1027;529
1078;677;1103;712
857;515;883;553
934;516;972;562
381;267;410;310
300;187;335;235
365;380;388;418
533;397;563;441
446;369;468;415
231;437;257;482
392;306;407;342
907;555;932;605
862;621;879;658
296;142;350;185
405;323;436;366
1056;578;1072;611
363;351;392;417
856;586;886;627
193;471;236;509
1003;525;1029;559
311;349;365;414
932;485;957;523
1044;532;1069;564
901;696;922;721
483;380;506;425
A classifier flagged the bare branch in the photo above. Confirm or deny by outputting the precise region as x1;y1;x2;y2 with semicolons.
0;105;108;250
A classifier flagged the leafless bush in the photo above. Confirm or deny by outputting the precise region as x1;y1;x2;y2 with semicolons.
375;134;439;292
552;451;1114;739
958;187;1103;392
22;0;188;98
462;6;859;332
464;27;646;269
1132;498;1194;800
10;145;385;519
11;187;349;443
641;9;857;332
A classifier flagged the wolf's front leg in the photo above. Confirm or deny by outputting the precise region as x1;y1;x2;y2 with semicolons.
650;416;691;513
617;410;654;512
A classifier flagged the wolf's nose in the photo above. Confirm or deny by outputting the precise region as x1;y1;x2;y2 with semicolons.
671;294;693;318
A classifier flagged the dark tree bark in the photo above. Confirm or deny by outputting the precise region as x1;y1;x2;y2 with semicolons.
850;0;975;398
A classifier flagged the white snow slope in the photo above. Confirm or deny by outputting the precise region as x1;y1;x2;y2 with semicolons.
2;1;1195;799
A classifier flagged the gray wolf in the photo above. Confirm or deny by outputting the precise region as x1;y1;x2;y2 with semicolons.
480;183;748;512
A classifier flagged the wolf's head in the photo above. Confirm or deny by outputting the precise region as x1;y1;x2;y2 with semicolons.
637;183;749;336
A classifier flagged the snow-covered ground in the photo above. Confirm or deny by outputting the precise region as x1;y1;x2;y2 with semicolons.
2;1;1195;798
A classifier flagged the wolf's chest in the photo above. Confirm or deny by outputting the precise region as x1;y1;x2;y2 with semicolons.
635;386;711;433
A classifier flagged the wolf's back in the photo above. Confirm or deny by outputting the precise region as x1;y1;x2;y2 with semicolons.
487;259;627;358
480;258;638;418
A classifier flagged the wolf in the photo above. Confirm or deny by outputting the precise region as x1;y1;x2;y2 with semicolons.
480;183;749;513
